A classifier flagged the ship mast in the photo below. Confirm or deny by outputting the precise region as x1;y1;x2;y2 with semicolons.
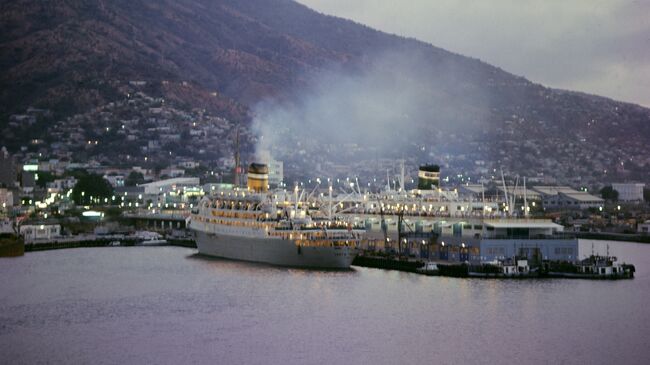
523;176;528;218
233;126;241;187
377;196;388;254
481;180;486;217
328;181;333;220
500;168;509;216
399;159;405;192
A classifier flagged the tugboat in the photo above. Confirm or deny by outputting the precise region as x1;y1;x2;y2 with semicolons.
571;255;634;279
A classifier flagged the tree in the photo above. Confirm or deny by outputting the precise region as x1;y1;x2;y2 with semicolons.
71;173;113;205
600;185;618;201
125;171;145;186
35;171;55;188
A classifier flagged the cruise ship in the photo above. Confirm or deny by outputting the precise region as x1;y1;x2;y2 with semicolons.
189;163;361;269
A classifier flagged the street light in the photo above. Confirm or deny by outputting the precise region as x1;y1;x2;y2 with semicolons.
441;241;446;260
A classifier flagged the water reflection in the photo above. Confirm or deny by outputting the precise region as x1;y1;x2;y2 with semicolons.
0;242;648;364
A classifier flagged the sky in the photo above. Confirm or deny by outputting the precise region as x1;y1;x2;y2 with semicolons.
297;0;650;107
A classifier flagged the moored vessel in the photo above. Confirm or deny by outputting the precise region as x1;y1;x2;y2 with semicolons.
189;163;362;269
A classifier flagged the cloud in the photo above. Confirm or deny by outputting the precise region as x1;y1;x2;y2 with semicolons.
298;0;650;106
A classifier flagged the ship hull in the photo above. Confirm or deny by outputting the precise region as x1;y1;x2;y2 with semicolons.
194;231;358;269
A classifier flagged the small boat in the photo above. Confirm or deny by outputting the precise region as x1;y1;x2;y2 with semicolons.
468;258;533;278
417;261;440;275
133;231;168;246
548;255;634;279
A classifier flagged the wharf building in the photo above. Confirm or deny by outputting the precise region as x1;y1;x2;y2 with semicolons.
638;220;650;234
358;216;578;263
428;219;577;262
612;183;645;202
19;223;61;242
476;220;577;262
532;186;604;210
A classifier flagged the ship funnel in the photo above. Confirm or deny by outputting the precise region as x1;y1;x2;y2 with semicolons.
247;163;269;192
418;164;440;190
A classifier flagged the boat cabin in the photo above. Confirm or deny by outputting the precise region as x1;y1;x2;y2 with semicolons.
500;258;530;276
576;256;625;277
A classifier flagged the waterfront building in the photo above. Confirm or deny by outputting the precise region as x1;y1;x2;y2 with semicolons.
19;224;61;242
478;220;578;262
612;183;645;202
357;213;578;262
496;186;542;201
533;186;603;210
638;220;650;234
139;177;201;195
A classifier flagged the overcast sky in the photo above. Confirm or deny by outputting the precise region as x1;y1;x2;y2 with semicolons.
298;0;650;107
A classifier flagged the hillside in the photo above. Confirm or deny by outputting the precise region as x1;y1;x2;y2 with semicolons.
1;0;649;183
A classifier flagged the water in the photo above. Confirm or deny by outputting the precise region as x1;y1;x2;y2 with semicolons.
1;240;649;364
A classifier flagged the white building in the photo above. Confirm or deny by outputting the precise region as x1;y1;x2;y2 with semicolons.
638;220;650;234
47;177;78;193
104;175;125;188
139;177;201;195
20;224;61;242
267;159;284;187
160;168;185;178
0;188;15;208
0;218;13;234
179;161;199;169
612;183;645;202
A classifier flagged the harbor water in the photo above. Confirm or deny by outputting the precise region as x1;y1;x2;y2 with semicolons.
1;240;649;364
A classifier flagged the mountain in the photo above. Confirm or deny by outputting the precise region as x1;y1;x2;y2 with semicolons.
1;0;649;183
